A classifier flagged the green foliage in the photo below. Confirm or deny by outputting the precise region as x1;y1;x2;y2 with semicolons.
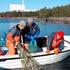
0;4;70;18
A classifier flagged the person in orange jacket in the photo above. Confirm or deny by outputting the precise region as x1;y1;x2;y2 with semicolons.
47;31;64;54
6;21;26;55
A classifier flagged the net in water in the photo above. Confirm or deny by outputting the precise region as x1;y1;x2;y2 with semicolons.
17;44;41;70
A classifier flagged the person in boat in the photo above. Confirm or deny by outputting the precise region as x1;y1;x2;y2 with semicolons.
6;20;26;55
47;31;64;54
20;24;30;50
26;17;40;42
21;18;40;51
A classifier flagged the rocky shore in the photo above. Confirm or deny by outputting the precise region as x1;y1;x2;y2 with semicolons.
46;17;70;23
32;17;70;24
0;17;70;23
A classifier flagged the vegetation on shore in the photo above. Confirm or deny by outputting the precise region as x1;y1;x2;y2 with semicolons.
0;4;70;18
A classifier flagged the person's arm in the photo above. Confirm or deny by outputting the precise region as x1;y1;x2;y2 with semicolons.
33;23;40;37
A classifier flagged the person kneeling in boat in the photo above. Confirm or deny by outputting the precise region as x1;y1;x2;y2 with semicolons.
47;31;64;54
20;24;30;50
21;18;40;51
6;21;26;55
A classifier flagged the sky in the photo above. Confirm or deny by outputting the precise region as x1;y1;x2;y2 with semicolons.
0;0;70;12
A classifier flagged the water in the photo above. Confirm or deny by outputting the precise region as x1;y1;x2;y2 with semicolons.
41;56;70;70
0;18;70;70
0;18;25;33
36;21;70;36
0;18;70;35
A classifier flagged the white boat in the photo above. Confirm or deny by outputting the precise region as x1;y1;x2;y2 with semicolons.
0;36;70;69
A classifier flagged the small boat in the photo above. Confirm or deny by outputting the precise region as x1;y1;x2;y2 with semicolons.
0;36;70;69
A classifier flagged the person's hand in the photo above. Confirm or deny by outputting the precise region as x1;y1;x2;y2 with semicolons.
26;35;35;40
47;49;50;54
31;36;34;40
54;48;60;54
27;35;31;38
15;42;19;46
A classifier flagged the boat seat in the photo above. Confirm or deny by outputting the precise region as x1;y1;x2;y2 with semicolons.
36;37;47;48
29;37;47;53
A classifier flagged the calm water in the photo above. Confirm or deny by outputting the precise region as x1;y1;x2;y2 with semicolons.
0;18;70;70
0;18;70;35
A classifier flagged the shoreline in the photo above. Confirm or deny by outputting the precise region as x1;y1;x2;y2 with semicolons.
0;17;70;24
0;17;29;19
46;17;70;23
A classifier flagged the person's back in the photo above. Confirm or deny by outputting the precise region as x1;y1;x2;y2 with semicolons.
27;22;40;37
8;25;21;37
6;25;21;47
6;21;26;55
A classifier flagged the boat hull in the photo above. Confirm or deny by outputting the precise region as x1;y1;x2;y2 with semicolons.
33;50;70;65
0;36;70;69
33;35;70;65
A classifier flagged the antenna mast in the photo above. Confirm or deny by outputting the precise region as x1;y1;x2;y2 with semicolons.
22;0;24;5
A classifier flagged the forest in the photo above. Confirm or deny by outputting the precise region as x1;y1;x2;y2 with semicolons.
0;4;70;18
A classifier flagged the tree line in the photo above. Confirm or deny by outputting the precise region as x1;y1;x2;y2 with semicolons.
0;4;70;18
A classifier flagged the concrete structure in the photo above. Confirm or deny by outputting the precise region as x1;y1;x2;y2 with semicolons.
9;0;36;12
9;4;25;12
9;0;25;12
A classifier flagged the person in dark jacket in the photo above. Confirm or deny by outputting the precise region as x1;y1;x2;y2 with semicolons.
6;20;26;55
26;18;40;43
21;25;30;50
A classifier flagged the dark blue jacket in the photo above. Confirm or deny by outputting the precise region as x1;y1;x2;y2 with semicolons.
8;25;22;37
27;22;40;37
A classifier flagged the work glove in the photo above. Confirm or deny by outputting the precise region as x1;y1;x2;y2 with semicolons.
31;36;35;40
26;35;34;40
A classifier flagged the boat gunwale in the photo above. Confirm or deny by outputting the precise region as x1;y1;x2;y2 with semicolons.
0;48;70;61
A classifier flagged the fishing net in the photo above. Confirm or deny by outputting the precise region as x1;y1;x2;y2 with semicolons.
28;39;38;53
17;43;41;70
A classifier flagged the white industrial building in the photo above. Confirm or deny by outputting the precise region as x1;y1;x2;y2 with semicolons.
9;0;36;12
9;0;25;12
9;4;25;12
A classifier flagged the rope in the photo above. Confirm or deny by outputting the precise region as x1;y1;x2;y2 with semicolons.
64;39;70;44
